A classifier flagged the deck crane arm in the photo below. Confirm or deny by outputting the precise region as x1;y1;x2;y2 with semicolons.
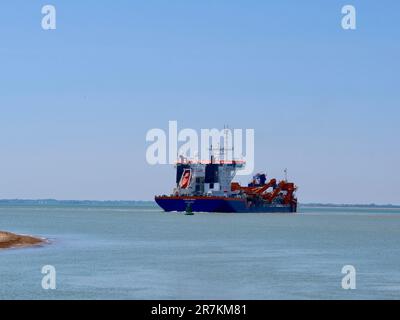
253;179;277;194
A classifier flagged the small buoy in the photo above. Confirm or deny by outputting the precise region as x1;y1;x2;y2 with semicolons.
185;203;194;215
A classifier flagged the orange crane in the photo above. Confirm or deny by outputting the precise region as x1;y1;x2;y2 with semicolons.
252;179;277;195
232;177;297;205
261;181;297;204
231;179;276;195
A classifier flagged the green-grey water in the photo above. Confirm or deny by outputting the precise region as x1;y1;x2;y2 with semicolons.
0;204;399;299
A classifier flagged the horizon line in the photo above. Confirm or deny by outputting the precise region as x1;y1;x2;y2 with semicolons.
0;199;399;207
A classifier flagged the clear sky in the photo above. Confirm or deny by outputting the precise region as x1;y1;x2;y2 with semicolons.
0;0;399;204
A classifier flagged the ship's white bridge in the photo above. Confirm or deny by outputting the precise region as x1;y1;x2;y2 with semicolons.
174;158;245;197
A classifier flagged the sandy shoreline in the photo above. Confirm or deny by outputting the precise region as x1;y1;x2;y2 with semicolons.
0;231;45;250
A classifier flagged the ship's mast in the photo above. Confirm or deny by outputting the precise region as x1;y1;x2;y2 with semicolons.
208;125;234;162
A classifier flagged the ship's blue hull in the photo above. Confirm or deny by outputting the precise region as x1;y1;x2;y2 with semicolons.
155;197;296;213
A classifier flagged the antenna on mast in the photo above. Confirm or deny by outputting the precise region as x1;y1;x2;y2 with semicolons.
222;124;234;161
224;124;227;159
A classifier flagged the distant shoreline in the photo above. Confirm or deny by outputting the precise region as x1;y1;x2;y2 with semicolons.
0;199;399;209
299;203;400;209
0;231;45;250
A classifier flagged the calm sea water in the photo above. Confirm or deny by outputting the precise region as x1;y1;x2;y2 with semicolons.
0;204;399;300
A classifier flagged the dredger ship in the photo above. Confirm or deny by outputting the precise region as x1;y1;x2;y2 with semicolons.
155;154;297;213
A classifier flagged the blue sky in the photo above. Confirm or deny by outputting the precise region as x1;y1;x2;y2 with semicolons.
0;1;399;203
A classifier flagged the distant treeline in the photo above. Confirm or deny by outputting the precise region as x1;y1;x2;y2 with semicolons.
300;203;400;208
0;199;157;207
